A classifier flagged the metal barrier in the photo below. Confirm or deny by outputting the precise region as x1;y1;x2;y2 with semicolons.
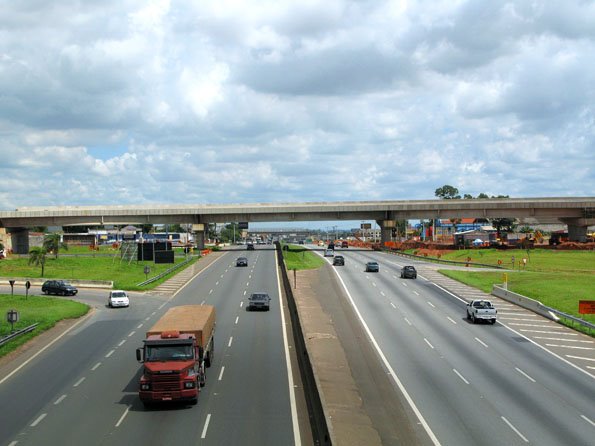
0;323;39;347
382;248;505;269
135;256;196;286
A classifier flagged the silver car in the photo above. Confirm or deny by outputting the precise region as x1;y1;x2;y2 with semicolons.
247;292;271;311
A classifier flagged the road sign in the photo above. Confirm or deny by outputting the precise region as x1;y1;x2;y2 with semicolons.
25;280;31;289
578;300;595;315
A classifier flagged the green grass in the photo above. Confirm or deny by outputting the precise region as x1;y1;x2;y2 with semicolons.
0;294;89;358
282;244;325;270
0;254;199;291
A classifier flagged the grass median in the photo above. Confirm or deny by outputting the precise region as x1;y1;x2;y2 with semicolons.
0;294;89;359
281;244;325;270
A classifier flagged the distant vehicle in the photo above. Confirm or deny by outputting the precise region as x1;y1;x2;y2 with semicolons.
108;290;130;308
466;299;497;324
341;241;348;248
318;241;325;247
400;266;417;279
236;257;248;267
324;249;334;257
247;243;255;250
365;261;379;272
298;240;305;245
41;280;78;296
247;292;271;311
333;255;345;266
328;242;335;250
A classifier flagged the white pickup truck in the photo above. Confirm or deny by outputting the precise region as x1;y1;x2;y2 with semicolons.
466;299;497;324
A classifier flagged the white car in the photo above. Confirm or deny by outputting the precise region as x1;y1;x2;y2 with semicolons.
109;290;130;308
324;249;334;257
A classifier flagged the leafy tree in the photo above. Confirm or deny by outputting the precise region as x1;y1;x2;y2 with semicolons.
477;193;489;199
43;233;68;259
31;226;47;233
491;218;516;239
28;247;48;277
435;185;461;199
219;223;242;243
463;194;473;199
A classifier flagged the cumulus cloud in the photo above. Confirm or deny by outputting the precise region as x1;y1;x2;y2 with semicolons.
0;0;593;213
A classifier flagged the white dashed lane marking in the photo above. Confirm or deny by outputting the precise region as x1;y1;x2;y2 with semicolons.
73;377;85;387
54;394;67;405
30;413;47;427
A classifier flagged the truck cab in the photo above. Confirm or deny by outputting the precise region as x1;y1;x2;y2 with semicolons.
466;299;497;324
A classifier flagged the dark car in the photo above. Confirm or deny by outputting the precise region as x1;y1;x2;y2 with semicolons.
333;255;345;266
365;261;379;272
247;243;255;251
41;280;78;296
247;292;271;311
400;265;417;279
236;257;248;267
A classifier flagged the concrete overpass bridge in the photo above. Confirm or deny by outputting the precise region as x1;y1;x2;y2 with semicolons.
1;197;593;252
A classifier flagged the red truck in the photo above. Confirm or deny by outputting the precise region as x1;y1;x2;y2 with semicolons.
136;305;216;406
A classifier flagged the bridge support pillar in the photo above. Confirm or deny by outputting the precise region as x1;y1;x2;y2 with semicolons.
377;220;395;247
11;229;30;254
193;224;205;250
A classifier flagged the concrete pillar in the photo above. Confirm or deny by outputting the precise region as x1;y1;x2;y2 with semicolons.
11;229;30;254
193;224;205;250
567;224;588;243
377;220;395;247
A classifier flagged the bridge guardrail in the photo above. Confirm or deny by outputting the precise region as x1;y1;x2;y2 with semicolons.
0;323;39;347
135;256;196;286
382;248;505;269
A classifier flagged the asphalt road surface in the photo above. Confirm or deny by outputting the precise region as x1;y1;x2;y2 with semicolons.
318;246;594;446
0;248;302;446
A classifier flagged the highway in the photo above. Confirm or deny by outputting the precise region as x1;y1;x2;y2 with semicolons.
0;248;302;446
319;247;595;446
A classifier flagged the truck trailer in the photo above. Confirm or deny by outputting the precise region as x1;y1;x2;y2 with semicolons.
136;305;216;406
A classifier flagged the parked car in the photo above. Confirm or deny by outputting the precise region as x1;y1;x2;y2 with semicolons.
247;243;255;250
236;257;248;267
365;261;379;272
247;292;271;311
324;249;334;257
41;280;78;296
108;290;130;308
466;299;497;324
400;266;417;279
333;255;345;266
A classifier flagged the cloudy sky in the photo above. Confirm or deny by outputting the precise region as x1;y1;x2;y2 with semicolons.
1;0;594;212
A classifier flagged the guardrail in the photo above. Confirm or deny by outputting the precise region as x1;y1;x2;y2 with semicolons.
135;256;196;286
0;323;39;347
382;248;505;269
492;285;594;333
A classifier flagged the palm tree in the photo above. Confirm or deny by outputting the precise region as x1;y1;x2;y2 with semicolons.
43;233;68;259
28;247;48;277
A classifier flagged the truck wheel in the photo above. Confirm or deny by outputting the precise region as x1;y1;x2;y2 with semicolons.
490;319;496;324
190;397;198;405
466;311;470;320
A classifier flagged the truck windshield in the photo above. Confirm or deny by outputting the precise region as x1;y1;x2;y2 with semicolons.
146;345;193;361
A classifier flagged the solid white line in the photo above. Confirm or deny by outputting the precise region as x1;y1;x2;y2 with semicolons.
73;377;85;387
390;302;397;309
201;414;212;439
546;344;595;350
424;338;434;349
404;318;412;326
501;416;528;442
0;312;90;386
118;340;126;347
515;367;536;383
475;337;488;348
427;301;435;308
508;323;564;329
218;366;225;381
520;329;577;335
534;337;593;343
235;316;239;325
453;369;469;384
447;317;457;325
497;317;539;322
275;249;302;446
54;394;67;405
587;366;595;370
91;362;101;371
30;413;47;427
330;267;441;445
105;349;115;358
581;414;595;427
115;405;132;427
137;323;143;329
566;355;595;362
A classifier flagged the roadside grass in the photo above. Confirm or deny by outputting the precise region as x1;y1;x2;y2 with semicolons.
0;294;89;359
282;244;325;270
0;254;199;291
